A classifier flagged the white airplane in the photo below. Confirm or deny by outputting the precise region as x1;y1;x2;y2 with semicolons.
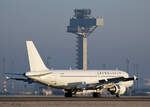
6;41;137;97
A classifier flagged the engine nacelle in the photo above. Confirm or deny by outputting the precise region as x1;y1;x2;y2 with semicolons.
77;83;87;90
108;85;126;95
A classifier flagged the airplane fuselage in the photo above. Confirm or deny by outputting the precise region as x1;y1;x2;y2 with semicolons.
25;70;133;90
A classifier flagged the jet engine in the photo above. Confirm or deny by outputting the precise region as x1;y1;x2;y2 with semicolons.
108;85;126;95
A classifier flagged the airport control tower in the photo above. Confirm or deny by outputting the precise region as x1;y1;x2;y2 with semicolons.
67;9;104;70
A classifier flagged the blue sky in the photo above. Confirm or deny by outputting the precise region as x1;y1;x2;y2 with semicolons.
0;0;150;90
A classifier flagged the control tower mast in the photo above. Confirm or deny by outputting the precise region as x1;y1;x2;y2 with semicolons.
67;9;104;70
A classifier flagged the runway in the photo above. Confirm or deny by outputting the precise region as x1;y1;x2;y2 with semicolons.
0;96;150;107
0;96;150;102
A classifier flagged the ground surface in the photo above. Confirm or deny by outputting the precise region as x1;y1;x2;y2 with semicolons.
0;96;150;107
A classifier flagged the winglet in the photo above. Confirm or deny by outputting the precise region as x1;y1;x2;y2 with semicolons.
134;75;138;80
5;76;10;80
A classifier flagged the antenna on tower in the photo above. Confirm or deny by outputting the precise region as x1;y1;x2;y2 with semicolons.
46;56;51;69
126;58;130;74
2;57;8;94
11;59;15;91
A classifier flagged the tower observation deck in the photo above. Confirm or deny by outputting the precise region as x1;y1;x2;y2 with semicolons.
67;9;104;70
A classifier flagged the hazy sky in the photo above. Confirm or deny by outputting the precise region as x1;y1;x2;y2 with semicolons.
0;0;150;89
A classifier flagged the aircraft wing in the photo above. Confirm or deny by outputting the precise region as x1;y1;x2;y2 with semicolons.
67;76;137;90
95;76;137;89
86;76;137;90
4;73;34;84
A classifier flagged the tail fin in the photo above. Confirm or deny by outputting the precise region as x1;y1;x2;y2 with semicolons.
26;41;48;72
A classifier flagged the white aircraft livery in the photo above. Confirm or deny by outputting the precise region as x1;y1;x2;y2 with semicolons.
6;41;137;97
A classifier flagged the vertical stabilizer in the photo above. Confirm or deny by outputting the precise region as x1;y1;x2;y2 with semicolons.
26;41;48;72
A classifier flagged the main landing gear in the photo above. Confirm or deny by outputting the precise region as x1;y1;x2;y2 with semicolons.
64;90;73;97
116;94;120;98
92;92;101;98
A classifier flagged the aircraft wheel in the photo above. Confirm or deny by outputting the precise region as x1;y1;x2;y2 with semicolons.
116;94;120;98
64;91;72;97
93;92;100;98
